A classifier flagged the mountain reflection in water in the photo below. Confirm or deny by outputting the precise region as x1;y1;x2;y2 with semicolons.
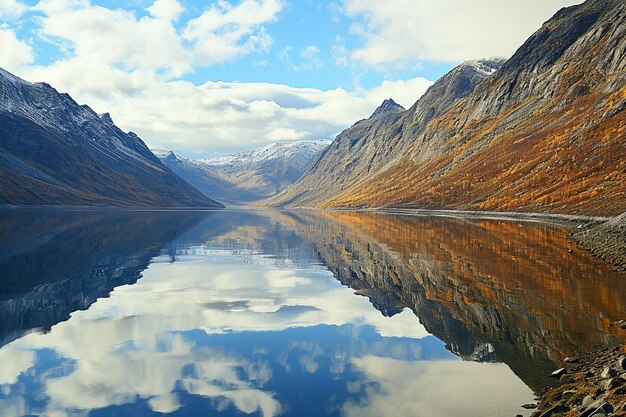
0;209;623;417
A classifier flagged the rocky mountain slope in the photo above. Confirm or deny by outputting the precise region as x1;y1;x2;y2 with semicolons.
272;0;625;217
268;60;504;207
0;68;222;208
154;140;329;204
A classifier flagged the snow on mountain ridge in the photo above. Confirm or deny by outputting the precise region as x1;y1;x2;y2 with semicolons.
199;140;330;168
151;148;176;159
0;68;158;167
462;59;504;76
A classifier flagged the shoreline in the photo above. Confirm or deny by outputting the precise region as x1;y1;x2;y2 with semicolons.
2;204;624;271
530;345;626;417
372;207;607;227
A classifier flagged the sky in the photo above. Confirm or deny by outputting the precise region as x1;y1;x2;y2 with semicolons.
0;0;582;158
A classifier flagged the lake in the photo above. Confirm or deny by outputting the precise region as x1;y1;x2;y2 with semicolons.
0;209;624;417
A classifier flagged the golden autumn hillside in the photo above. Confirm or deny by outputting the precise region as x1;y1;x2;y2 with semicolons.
270;0;626;217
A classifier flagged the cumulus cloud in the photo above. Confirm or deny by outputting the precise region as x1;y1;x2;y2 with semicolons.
0;0;26;19
19;63;432;155
147;0;184;22
4;0;434;156
343;0;584;66
28;0;282;78
0;29;34;73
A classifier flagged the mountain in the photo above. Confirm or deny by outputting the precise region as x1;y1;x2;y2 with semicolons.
269;59;504;207
271;0;626;216
369;98;405;119
0;68;222;208
154;140;329;205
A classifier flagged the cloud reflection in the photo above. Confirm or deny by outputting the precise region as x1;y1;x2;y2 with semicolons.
0;250;433;416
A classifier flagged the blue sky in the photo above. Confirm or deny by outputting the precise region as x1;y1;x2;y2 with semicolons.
0;0;581;157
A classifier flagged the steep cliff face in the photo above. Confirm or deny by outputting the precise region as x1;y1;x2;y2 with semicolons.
273;0;625;216
0;68;222;207
269;60;504;207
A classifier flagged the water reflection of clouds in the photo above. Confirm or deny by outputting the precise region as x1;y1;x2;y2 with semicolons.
0;252;433;416
343;356;533;417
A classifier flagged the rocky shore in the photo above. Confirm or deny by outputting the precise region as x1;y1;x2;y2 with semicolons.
528;345;626;417
572;212;626;272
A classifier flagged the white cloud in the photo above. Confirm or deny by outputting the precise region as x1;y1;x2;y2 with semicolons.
183;0;283;35
332;44;349;67
18;61;432;155
33;2;192;77
0;29;34;73
28;0;282;78
0;348;34;384
147;0;184;22
0;0;26;19
343;0;584;66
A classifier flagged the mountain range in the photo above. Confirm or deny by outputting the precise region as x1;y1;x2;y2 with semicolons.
0;68;222;208
0;0;623;217
270;0;626;217
153;140;329;205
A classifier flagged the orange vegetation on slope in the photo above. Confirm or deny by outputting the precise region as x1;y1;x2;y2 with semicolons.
325;85;626;216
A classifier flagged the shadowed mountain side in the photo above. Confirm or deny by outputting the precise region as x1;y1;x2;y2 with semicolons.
0;210;210;347
0;69;222;208
264;211;626;393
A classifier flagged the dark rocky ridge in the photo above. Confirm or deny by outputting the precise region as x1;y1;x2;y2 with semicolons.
272;0;625;217
0;68;222;207
369;98;405;119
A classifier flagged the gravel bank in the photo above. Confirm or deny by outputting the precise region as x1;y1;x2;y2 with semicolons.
527;345;626;417
572;212;626;272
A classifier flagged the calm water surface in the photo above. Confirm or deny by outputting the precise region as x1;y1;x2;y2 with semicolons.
0;209;624;417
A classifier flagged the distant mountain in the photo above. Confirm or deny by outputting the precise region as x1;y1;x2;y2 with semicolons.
271;0;626;216
0;68;222;208
154;140;330;205
269;59;504;207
